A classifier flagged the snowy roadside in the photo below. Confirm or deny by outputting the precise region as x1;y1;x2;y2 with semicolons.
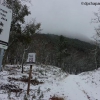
0;65;100;100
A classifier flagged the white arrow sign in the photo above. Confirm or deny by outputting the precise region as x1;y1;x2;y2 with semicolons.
27;53;36;63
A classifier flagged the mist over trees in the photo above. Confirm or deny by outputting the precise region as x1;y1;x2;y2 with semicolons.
1;0;100;75
4;31;99;74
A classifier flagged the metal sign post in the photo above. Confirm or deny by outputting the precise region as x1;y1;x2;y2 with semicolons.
0;48;4;71
26;53;36;95
0;4;12;71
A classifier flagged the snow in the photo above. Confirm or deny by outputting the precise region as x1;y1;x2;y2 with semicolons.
0;64;100;100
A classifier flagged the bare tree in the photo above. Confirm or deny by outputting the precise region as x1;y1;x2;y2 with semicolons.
91;8;100;69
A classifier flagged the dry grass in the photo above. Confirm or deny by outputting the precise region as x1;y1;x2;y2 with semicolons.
0;84;22;93
8;77;44;85
49;95;64;100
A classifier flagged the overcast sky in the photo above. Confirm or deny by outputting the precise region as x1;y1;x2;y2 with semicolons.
26;0;100;40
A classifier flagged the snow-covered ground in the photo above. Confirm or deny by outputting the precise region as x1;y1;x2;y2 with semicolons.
0;64;100;100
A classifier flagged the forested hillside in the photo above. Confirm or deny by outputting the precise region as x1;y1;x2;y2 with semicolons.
4;33;99;74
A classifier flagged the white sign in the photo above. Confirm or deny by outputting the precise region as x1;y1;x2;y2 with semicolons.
27;53;36;63
0;4;12;49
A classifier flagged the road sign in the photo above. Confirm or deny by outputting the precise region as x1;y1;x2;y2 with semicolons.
0;4;12;49
27;53;36;63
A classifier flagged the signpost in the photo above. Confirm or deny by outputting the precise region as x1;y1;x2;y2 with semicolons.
0;4;12;49
27;53;36;63
0;4;12;71
26;53;36;95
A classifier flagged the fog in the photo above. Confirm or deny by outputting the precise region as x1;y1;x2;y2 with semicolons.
26;0;100;41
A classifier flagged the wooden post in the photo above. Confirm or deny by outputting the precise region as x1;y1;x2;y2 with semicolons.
27;65;32;95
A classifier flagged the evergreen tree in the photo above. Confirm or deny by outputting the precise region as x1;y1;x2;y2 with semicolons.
57;35;69;67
